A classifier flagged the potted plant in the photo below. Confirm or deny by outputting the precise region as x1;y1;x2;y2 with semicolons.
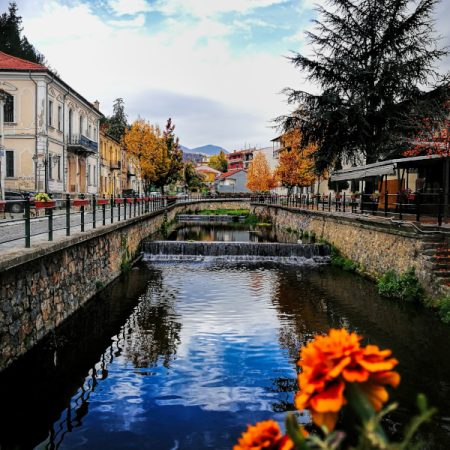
34;192;56;209
73;197;89;207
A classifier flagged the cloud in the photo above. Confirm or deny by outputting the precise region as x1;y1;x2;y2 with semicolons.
149;0;289;18
109;14;146;28
109;0;151;16
126;90;266;149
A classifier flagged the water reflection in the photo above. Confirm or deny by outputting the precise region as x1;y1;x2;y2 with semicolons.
0;263;449;449
168;224;303;243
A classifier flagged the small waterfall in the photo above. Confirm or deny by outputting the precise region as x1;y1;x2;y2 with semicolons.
142;241;330;265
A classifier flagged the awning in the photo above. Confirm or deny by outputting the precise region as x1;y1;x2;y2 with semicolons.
330;154;445;181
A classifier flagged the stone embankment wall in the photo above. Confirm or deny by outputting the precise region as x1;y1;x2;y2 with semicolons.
252;204;440;296
0;199;250;371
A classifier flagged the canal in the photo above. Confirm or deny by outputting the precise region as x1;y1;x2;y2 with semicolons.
0;224;449;449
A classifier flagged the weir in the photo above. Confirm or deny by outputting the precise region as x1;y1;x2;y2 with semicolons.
143;240;330;263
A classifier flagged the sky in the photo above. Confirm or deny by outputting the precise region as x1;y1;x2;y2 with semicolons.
2;0;450;151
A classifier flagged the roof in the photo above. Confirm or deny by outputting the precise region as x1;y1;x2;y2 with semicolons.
330;154;445;181
0;51;103;117
217;169;246;180
0;51;47;71
195;165;221;174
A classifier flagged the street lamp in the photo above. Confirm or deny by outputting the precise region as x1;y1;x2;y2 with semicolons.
0;88;8;200
32;153;52;193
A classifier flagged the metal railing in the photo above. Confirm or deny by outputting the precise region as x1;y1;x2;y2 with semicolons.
0;193;260;249
254;191;448;226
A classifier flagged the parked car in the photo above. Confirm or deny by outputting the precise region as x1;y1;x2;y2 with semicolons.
176;192;188;199
4;191;35;213
149;191;162;197
122;189;137;198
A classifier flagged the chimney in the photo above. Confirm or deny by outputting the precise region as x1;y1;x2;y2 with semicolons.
93;100;100;110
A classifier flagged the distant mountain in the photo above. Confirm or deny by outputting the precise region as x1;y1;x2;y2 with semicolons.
180;145;191;152
189;145;228;156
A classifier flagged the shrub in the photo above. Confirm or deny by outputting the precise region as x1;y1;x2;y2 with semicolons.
330;246;358;272
377;268;423;302
438;295;450;323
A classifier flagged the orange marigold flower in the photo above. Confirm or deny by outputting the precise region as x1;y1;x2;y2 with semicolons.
233;420;295;450
295;329;400;431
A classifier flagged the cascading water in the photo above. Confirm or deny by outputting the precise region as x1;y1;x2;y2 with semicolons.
142;241;330;264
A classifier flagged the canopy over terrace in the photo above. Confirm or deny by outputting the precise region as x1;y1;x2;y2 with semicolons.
330;154;450;222
330;154;446;182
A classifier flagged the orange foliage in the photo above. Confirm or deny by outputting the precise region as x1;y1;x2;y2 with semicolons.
246;152;276;192
233;420;295;450
275;144;316;192
295;329;400;432
123;119;165;186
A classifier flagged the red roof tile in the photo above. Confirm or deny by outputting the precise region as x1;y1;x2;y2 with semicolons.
217;169;246;180
0;51;47;71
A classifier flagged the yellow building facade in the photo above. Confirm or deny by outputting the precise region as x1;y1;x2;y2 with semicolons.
99;129;121;197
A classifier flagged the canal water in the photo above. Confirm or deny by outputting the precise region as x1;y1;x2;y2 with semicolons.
167;223;303;243
1;233;450;449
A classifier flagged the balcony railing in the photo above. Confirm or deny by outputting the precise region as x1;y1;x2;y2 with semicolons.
110;161;121;170
67;134;98;153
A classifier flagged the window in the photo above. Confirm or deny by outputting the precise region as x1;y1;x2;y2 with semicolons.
48;100;53;127
79;115;83;135
87;164;91;186
93;164;96;186
6;150;14;177
88;124;92;138
58;106;62;131
3;93;14;123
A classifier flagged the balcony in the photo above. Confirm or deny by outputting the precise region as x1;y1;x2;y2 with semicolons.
67;134;98;154
110;161;121;170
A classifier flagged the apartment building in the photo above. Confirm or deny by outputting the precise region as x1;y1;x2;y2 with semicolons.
0;51;102;197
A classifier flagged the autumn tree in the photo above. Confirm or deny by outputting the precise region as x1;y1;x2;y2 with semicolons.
280;0;449;171
156;118;184;191
209;150;228;172
246;152;276;192
123;119;163;193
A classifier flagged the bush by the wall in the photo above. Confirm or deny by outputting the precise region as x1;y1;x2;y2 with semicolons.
377;268;424;302
437;295;450;323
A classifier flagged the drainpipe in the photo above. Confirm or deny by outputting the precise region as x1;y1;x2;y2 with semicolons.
29;71;38;191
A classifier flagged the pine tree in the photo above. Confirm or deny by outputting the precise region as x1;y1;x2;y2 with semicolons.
280;0;449;171
104;98;128;142
0;2;45;64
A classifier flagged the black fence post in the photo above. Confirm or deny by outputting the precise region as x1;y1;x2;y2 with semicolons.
399;192;403;220
48;203;53;241
24;195;31;248
118;198;121;221
134;196;137;217
343;193;346;213
92;194;96;229
438;190;443;226
111;195;114;224
80;193;85;232
416;192;420;222
102;195;106;226
384;191;388;217
124;198;127;220
66;193;71;236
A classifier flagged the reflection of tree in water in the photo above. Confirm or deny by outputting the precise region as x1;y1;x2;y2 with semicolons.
123;281;182;369
272;268;330;360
